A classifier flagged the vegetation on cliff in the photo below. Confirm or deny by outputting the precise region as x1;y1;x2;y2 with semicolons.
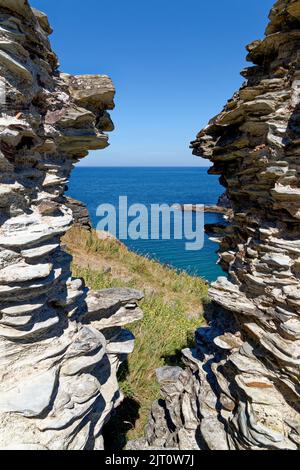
63;227;208;445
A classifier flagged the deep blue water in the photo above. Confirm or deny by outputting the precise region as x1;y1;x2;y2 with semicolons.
67;167;225;282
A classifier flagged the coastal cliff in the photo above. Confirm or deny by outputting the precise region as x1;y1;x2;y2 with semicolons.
0;0;143;449
131;0;300;450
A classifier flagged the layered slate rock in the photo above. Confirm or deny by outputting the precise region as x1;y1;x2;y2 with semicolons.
65;197;92;231
133;0;300;450
0;1;143;450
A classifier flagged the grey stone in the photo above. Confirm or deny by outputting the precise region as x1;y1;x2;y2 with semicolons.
132;0;300;451
0;0;143;451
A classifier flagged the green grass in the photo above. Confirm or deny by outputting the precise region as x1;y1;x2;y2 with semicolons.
64;227;208;444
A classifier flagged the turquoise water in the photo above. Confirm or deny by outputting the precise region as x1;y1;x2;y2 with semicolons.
67;167;225;282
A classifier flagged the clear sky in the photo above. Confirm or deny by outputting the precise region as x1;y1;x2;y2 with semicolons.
30;0;274;167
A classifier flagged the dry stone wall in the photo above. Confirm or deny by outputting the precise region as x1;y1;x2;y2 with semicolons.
131;0;300;451
0;0;143;450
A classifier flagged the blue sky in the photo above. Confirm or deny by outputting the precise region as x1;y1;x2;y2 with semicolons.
30;0;274;167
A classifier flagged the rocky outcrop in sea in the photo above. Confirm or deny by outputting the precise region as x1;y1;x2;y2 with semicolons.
131;0;300;450
0;0;143;449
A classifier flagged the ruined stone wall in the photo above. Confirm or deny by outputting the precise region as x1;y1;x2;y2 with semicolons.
132;0;300;450
0;0;143;450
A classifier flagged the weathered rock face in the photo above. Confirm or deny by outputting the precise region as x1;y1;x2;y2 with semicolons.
0;0;143;450
133;0;300;450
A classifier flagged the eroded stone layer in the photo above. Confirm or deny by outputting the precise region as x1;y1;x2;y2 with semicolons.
0;0;143;450
132;0;300;450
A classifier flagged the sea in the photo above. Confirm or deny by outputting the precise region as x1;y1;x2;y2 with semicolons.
67;167;226;282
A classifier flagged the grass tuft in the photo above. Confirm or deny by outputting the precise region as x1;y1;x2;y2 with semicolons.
63;227;208;445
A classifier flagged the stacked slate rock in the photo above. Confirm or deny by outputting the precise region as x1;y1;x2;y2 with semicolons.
0;0;143;450
131;0;300;450
65;197;92;231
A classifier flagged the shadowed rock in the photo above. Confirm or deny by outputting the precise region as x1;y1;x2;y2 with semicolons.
0;0;143;450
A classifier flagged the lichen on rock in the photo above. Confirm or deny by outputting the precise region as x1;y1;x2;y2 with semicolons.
0;0;143;450
132;0;300;451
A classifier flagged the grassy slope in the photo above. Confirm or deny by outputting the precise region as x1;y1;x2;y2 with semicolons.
63;227;208;445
